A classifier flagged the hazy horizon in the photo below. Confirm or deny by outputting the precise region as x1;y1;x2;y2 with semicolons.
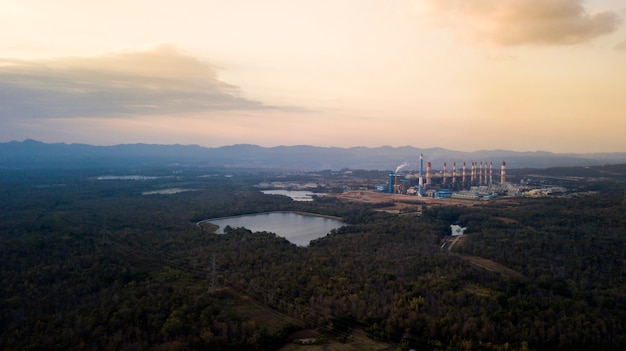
8;138;626;157
2;1;626;153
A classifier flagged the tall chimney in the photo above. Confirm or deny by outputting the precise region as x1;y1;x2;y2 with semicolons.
452;162;457;184
418;153;424;196
489;161;493;185
479;162;483;186
471;162;476;185
426;161;432;186
500;161;506;184
462;162;467;185
483;162;487;185
443;162;447;186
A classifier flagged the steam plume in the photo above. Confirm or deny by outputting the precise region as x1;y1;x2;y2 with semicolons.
395;162;409;173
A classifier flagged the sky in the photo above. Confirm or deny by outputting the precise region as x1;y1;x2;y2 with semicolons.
1;0;625;153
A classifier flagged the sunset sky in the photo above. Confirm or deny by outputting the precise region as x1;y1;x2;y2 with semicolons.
1;0;625;153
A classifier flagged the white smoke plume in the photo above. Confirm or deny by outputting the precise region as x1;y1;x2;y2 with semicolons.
395;162;409;173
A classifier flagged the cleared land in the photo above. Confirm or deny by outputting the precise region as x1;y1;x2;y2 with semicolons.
335;191;527;281
441;236;526;280
333;190;482;208
278;329;393;351
459;255;527;280
222;287;394;351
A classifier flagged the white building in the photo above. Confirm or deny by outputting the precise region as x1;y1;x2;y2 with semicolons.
450;224;467;236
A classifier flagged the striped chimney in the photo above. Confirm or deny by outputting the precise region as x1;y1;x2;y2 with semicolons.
452;162;457;183
462;162;467;184
471;162;476;184
483;162;487;185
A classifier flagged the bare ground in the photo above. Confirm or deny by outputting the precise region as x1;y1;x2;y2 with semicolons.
441;236;527;280
278;329;393;351
335;191;526;280
332;190;483;214
219;287;394;351
459;255;527;280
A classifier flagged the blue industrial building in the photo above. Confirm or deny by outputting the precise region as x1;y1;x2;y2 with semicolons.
435;189;452;199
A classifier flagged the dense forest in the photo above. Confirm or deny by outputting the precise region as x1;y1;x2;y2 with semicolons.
1;166;625;350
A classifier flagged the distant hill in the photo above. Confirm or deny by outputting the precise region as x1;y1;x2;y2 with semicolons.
1;139;625;171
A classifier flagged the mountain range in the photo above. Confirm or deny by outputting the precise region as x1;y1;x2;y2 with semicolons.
1;139;625;171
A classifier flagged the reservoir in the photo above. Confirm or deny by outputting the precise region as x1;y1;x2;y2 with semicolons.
202;212;345;246
261;190;324;201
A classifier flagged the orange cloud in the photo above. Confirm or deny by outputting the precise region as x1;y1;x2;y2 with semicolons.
0;44;282;120
424;0;621;46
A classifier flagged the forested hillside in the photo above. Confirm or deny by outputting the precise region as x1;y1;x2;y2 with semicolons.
1;168;625;350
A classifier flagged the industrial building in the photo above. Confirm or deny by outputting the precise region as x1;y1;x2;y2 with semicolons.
383;155;509;199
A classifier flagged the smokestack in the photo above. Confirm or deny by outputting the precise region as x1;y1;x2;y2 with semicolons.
426;161;432;186
452;162;457;184
462;162;467;185
418;154;424;196
471;162;476;185
443;162;447;186
419;154;423;177
500;161;506;184
483;162;487;185
489;161;493;185
479;162;483;186
482;162;486;185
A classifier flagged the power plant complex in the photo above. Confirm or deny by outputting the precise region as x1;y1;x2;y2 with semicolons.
383;154;508;199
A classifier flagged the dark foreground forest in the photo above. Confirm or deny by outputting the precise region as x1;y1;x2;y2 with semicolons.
1;167;625;350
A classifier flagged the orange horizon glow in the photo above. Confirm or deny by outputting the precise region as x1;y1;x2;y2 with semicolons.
1;0;625;153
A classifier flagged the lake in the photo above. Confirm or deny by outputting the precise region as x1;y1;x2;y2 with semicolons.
142;188;197;195
261;190;324;202
96;175;159;180
202;212;345;246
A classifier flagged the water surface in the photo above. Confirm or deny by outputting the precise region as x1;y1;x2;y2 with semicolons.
204;212;345;246
261;190;324;202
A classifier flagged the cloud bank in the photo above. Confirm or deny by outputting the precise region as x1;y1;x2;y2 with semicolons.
424;0;621;46
0;44;271;120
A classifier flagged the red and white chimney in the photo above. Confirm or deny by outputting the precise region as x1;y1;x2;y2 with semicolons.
452;162;457;184
471;162;476;184
462;162;467;184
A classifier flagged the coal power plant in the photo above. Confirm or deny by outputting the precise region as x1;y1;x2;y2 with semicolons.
384;155;508;199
